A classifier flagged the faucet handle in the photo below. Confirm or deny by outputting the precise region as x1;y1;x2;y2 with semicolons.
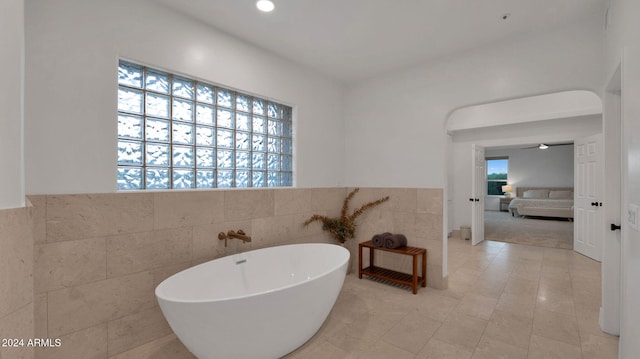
218;232;228;247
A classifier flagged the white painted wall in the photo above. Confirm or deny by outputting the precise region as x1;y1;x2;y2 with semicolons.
24;0;345;194
486;146;576;188
344;17;604;189
605;0;640;77
449;115;602;230
0;0;25;209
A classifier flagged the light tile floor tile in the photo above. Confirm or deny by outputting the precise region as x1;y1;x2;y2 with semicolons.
120;237;619;358
532;308;581;346
580;333;620;359
494;292;537;319
468;277;507;299
382;312;442;354
454;293;498;320
503;276;539;296
109;334;194;359
432;312;488;351
355;341;416;359
291;338;355;359
527;334;583;359
575;305;612;339
471;335;527;359
482;309;532;350
413;291;461;322
415;338;473;359
538;275;573;296
536;286;576;316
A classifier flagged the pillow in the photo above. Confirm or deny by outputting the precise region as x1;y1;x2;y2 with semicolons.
549;190;573;199
523;189;549;198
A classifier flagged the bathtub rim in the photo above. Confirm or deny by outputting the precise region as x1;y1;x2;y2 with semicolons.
155;242;350;304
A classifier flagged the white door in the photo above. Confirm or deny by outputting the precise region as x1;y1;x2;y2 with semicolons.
574;134;603;261
619;45;640;359
471;144;485;245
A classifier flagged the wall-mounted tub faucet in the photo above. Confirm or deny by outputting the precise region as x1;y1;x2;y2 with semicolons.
218;229;252;247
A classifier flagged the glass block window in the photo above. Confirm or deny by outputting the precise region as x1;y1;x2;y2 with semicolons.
117;60;293;190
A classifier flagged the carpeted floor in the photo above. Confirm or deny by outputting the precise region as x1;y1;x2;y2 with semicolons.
484;210;573;249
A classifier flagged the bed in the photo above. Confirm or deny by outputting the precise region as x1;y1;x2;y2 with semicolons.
508;187;574;220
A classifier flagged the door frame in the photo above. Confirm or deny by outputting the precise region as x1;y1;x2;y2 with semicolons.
447;91;603;247
600;63;622;335
618;45;640;357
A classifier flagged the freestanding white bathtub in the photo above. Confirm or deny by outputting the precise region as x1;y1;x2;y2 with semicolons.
155;243;349;359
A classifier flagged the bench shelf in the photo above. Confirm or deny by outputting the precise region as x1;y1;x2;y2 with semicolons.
358;240;427;294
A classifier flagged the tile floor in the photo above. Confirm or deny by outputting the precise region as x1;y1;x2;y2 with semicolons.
115;236;619;359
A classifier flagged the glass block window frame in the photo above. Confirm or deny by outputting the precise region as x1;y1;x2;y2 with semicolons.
117;60;293;190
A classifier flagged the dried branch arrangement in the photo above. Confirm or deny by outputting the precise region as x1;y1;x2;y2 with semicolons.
304;188;390;243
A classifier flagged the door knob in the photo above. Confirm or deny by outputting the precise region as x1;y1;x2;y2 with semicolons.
610;224;621;231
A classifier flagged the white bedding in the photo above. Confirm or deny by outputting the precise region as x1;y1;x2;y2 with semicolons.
508;198;574;219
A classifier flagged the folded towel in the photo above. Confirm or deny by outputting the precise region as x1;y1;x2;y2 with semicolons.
384;234;407;249
372;232;391;247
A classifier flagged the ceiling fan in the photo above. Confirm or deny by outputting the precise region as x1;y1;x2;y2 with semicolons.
521;142;573;150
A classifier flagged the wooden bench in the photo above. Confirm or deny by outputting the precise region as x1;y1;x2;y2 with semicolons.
358;240;427;294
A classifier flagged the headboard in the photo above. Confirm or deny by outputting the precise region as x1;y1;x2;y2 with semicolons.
515;187;574;198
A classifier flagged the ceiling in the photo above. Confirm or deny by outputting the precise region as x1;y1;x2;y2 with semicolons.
155;0;605;84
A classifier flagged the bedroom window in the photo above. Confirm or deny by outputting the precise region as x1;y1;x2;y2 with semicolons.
116;60;293;190
486;157;508;196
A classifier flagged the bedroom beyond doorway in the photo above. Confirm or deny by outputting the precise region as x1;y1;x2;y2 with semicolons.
484;210;573;249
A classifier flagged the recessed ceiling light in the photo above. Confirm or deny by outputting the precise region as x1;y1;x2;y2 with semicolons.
256;0;275;12
538;144;549;149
